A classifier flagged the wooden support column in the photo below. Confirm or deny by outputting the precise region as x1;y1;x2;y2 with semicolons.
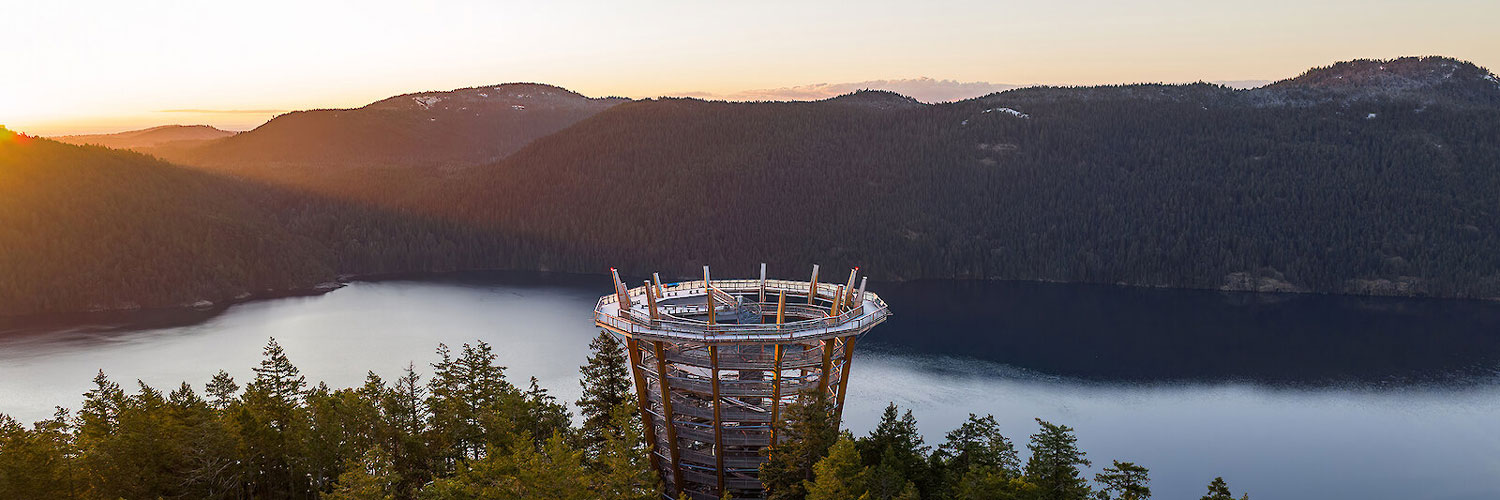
652;341;685;493
855;277;868;307
807;264;820;304
611;268;632;309
644;280;660;320
710;345;725;492
704;266;716;325
831;285;846;317
769;343;784;443
818;339;834;393
759;263;768;303
625;338;662;474
833;336;858;425
843;268;858;310
775;290;786;326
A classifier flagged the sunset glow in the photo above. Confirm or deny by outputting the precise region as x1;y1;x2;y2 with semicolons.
4;0;1497;135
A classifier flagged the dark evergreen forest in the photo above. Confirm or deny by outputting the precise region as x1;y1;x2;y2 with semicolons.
0;334;1248;500
3;57;1498;316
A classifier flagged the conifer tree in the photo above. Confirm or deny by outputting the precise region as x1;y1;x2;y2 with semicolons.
590;403;661;500
761;389;839;500
1094;461;1150;500
856;403;928;499
936;413;1019;478
1024;419;1092;500
325;446;398;500
805;436;869;500
0;410;77;499
1199;477;1248;500
205;370;240;410
577;331;634;458
239;337;314;499
383;364;433;500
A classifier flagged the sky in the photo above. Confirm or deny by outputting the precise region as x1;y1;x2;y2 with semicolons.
4;0;1497;135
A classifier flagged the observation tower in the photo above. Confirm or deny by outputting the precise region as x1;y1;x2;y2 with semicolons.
593;264;891;500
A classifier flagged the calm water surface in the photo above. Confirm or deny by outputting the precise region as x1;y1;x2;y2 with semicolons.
2;273;1498;500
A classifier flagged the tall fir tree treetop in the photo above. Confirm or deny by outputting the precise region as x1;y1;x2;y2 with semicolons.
1025;418;1092;500
577;331;634;459
250;337;307;404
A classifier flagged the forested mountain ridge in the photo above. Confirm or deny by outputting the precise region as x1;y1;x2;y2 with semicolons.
2;56;1498;317
52;125;235;151
430;56;1500;298
0;128;332;314
0;128;514;316
161;83;626;169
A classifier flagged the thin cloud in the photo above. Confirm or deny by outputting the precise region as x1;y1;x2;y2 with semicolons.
678;78;1023;104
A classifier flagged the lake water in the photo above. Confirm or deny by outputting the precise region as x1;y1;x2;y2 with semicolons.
2;273;1498;500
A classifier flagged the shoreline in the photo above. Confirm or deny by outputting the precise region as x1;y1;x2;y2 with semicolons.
3;269;1499;328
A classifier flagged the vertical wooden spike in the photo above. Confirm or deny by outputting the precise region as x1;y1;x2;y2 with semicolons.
644;280;659;320
776;290;786;325
856;277;868;307
807;264;820;304
704;266;715;326
759;262;767;303
829;285;845;318
846;267;858;306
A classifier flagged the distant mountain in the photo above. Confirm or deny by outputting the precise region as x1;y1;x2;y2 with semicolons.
0;127;513;316
422;56;1500;298
821;90;928;109
52;125;234;150
156;83;626;186
1256;56;1500;107
5;56;1500;316
680;77;1022;103
0;127;330;314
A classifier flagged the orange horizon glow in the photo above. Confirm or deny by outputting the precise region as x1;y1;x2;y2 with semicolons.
5;0;1497;136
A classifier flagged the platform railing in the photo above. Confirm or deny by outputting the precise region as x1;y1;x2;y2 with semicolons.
596;278;889;340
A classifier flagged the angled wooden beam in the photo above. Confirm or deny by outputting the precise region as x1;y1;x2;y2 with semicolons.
818;339;834;394
611;268;631;309
855;277;868;307
644;280;660;320
843;268;858;311
833;336;858;425
830;285;846;317
652;341;684;493
653;272;665;298
625;337;662;475
807;264;820;304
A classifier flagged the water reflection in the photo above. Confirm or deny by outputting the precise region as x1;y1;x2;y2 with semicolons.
874;280;1500;384
1;273;1497;500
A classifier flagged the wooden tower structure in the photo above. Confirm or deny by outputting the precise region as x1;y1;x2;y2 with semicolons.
593;264;891;500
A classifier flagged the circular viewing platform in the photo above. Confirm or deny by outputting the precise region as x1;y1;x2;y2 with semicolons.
594;266;891;344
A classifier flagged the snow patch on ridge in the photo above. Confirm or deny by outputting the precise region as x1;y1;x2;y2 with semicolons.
983;107;1029;118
